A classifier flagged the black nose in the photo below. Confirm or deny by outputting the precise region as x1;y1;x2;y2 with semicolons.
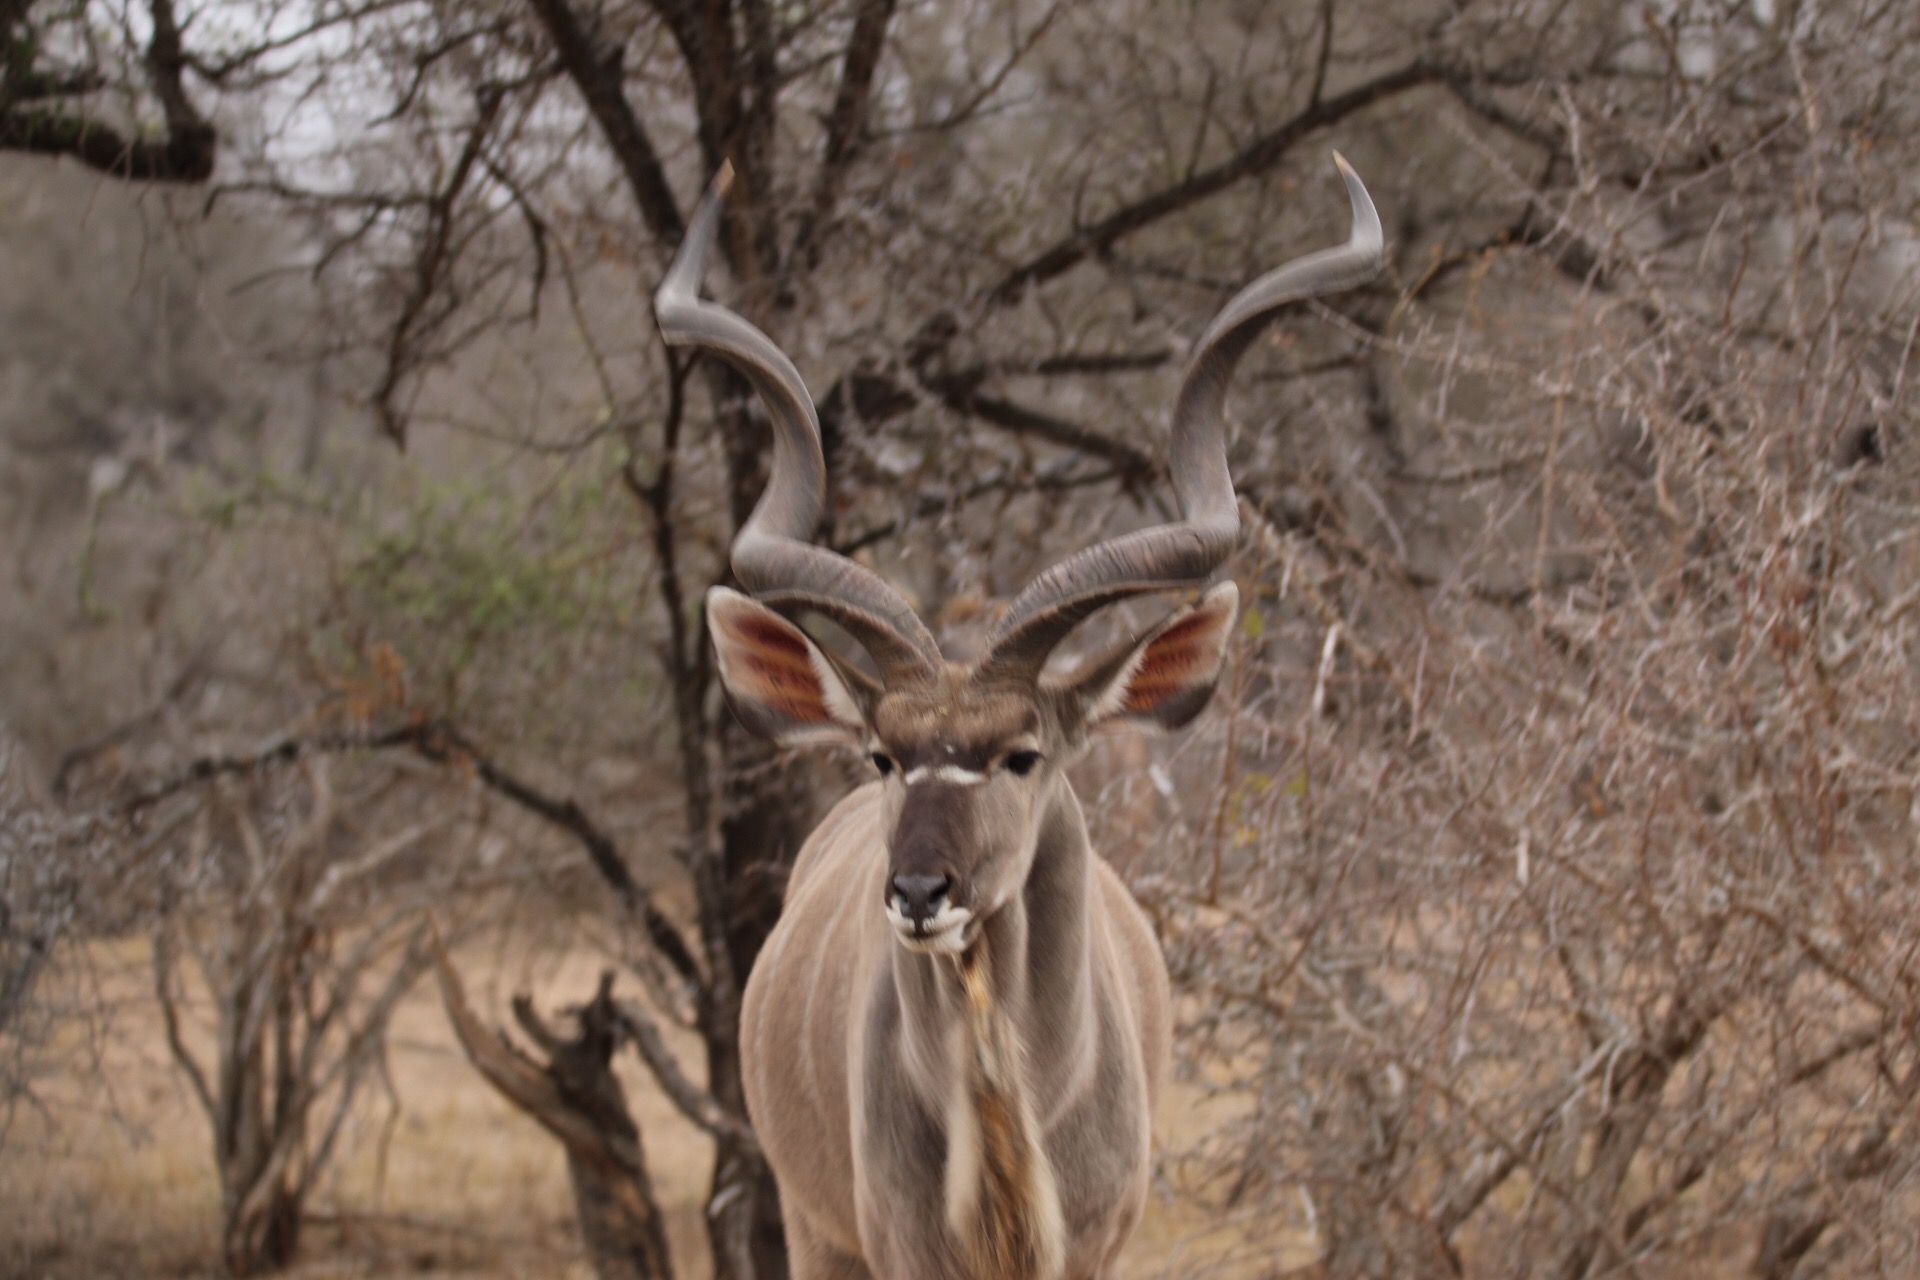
889;872;952;924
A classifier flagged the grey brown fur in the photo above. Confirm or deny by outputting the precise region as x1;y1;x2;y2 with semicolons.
657;157;1382;1279
745;769;1167;1280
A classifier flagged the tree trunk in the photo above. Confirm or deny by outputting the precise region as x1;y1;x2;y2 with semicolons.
701;733;811;1280
435;953;675;1280
222;1178;301;1278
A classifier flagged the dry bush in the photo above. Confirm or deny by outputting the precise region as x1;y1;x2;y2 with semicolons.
140;757;486;1275
10;0;1920;1277
1129;4;1920;1276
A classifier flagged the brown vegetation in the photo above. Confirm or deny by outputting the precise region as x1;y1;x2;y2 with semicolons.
5;0;1920;1277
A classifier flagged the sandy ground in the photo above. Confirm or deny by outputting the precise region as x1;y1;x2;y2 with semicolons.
0;933;1270;1279
2;933;700;1278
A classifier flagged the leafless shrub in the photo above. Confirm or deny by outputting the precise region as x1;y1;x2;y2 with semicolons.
1132;4;1920;1277
0;719;150;1132
11;0;1920;1276
0;722;67;1118
143;757;461;1275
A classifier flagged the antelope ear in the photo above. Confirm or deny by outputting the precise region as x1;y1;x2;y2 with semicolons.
1065;582;1239;736
707;587;877;747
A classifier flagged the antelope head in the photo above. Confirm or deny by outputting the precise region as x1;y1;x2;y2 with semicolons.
661;159;1381;956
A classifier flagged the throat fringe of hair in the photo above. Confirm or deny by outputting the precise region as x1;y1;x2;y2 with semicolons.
946;941;1065;1280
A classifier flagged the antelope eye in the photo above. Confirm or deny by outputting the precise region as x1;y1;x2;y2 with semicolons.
1004;750;1042;777
871;752;897;777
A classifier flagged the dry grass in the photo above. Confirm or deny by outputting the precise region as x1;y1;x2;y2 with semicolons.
1;933;709;1279
0;934;1268;1279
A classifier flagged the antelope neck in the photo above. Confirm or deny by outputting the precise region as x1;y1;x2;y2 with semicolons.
884;775;1096;1117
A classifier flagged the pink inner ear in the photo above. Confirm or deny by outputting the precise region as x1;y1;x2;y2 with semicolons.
1122;610;1224;714
727;612;834;724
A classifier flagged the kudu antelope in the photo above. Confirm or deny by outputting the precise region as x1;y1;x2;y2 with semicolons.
657;157;1381;1280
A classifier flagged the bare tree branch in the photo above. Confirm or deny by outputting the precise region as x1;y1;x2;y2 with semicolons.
612;997;759;1156
985;60;1436;306
522;0;684;246
792;0;898;265
0;0;215;180
374;85;505;448
116;721;705;994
